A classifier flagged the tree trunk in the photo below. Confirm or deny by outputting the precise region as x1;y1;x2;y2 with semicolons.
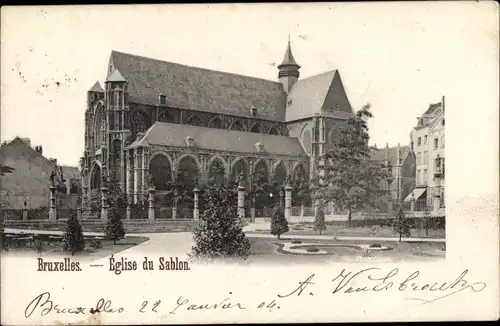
347;208;352;228
277;234;281;240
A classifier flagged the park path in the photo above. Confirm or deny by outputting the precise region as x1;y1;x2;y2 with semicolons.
3;228;104;237
244;232;445;243
90;232;193;264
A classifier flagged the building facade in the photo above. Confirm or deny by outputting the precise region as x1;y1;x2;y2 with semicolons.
370;143;416;211
407;96;446;212
80;41;356;215
0;137;81;212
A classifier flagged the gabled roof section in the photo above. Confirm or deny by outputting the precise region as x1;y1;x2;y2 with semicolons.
285;70;354;121
89;81;104;92
370;145;410;165
108;51;287;121
0;137;55;167
106;68;127;83
423;102;442;116
126;122;307;157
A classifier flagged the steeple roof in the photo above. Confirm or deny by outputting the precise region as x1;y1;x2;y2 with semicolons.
89;81;104;92
106;68;127;83
278;37;300;68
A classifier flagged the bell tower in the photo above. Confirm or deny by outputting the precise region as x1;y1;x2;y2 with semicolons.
278;36;301;94
104;68;130;189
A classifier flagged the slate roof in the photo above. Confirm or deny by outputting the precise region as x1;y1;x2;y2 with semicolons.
126;122;307;157
423;102;442;116
109;51;287;121
285;70;354;121
89;81;104;92
60;166;81;179
370;145;410;165
106;69;126;83
278;40;300;68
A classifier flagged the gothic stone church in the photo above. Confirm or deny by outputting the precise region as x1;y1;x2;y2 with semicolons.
80;41;354;214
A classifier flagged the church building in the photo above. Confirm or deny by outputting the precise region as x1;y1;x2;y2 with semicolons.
80;40;355;215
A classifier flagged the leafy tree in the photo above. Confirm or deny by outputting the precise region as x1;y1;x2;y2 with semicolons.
394;207;411;242
314;199;327;235
63;214;85;255
105;201;126;244
322;104;388;226
270;204;289;240
191;173;251;260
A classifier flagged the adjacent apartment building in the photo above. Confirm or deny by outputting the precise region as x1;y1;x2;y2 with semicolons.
407;96;445;213
0;137;81;212
370;143;416;212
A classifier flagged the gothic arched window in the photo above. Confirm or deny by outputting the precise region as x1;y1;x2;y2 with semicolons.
301;129;312;155
208;117;222;129
93;106;105;149
250;122;263;133
230;158;248;185
158;112;174;123
130;111;147;139
230;120;246;132
208;158;225;185
186;115;203;127
269;126;281;135
149;154;172;191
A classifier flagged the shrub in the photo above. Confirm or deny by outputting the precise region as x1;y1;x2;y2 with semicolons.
306;247;319;253
369;243;382;248
191;183;251;260
32;238;49;256
270;205;289;240
89;238;103;249
393;208;411;242
63;214;85;255
105;202;126;244
314;202;327;235
291;240;302;244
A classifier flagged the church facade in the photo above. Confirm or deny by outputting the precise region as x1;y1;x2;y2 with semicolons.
80;41;355;215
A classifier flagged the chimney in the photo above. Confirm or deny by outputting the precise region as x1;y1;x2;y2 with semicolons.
35;145;43;154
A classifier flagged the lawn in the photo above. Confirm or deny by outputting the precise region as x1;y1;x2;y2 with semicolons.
250;221;445;239
245;236;445;264
1;235;149;261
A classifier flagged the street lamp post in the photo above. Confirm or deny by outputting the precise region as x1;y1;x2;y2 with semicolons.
433;155;443;215
386;162;394;214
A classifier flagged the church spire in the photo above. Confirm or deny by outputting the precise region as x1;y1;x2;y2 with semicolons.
278;36;300;93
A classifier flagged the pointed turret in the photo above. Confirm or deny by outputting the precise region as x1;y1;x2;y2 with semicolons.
89;81;104;93
278;36;301;94
106;68;126;83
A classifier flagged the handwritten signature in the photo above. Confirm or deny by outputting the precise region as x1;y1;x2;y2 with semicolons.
278;269;487;305
24;292;124;318
24;268;487;319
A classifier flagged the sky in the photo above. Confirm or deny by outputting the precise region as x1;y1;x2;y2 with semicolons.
1;3;498;168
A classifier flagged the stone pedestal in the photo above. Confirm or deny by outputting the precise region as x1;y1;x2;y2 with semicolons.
284;184;292;220
410;199;415;212
251;197;256;220
49;185;57;222
387;200;393;215
101;187;108;221
237;185;245;219
22;209;28;221
172;191;178;220
148;188;155;223
300;204;305;217
77;207;82;221
434;189;441;215
193;187;199;221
